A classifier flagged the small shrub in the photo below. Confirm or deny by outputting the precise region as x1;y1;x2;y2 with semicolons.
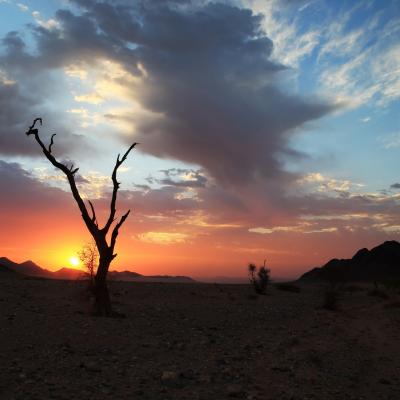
275;283;301;293
248;260;271;295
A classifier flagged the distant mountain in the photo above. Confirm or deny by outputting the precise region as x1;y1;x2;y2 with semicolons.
200;276;249;284
52;268;86;280
0;257;53;278
109;270;143;281
299;241;400;282
109;270;195;283
141;275;195;283
0;257;195;283
0;262;20;279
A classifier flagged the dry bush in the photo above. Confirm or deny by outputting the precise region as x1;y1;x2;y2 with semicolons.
248;260;271;295
78;241;98;292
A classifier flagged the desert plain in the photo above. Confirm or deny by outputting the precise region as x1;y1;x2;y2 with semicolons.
0;275;400;400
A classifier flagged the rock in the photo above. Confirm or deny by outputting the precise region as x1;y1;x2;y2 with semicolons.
197;373;211;384
161;370;183;388
180;369;196;380
227;384;245;398
271;365;291;373
80;361;102;372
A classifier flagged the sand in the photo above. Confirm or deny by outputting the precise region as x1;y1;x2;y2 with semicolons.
0;276;399;399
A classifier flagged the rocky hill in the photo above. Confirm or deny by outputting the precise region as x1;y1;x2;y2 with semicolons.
299;240;400;282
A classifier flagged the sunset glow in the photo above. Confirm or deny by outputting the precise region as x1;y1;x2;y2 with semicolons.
69;257;80;268
0;0;399;280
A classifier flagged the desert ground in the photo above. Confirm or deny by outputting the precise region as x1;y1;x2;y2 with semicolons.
0;275;399;400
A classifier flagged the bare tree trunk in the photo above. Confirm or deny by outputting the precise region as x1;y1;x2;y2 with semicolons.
93;251;112;316
94;274;112;316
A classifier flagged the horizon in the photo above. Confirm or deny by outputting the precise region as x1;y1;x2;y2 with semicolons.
0;0;399;279
2;238;398;281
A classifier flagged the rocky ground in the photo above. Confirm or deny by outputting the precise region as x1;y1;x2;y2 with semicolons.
0;276;399;400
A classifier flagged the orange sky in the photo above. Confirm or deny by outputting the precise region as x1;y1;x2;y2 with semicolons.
1;181;397;280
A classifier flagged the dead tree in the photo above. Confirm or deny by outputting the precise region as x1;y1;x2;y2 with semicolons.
78;240;99;288
26;118;137;316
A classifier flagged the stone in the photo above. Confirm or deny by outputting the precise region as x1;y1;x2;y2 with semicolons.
227;384;245;398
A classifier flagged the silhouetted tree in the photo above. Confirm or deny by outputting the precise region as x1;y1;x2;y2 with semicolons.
26;118;137;316
248;260;270;295
78;240;98;288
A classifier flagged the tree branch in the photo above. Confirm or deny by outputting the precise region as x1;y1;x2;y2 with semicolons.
102;142;138;234
26;118;96;235
88;200;98;226
26;118;42;133
110;209;131;256
48;134;56;154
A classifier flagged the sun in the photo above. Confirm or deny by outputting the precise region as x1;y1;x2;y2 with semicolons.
69;256;80;267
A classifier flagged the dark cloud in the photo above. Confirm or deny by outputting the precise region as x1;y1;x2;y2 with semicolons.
151;168;208;188
80;1;335;184
133;183;151;191
0;26;96;158
390;183;400;189
116;186;198;217
0;1;336;184
0;80;88;157
0;160;71;211
0;81;40;156
101;172;400;239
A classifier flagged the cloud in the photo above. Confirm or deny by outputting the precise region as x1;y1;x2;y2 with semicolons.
250;0;400;110
77;1;334;185
246;0;321;68
32;10;59;30
74;92;104;104
17;3;28;12
391;183;400;190
0;160;71;211
379;132;400;149
249;224;338;235
316;5;400;108
138;231;188;245
148;168;208;189
0;1;336;185
298;172;364;197
0;31;92;157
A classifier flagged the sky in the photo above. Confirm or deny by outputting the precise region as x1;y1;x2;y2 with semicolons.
0;0;399;279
